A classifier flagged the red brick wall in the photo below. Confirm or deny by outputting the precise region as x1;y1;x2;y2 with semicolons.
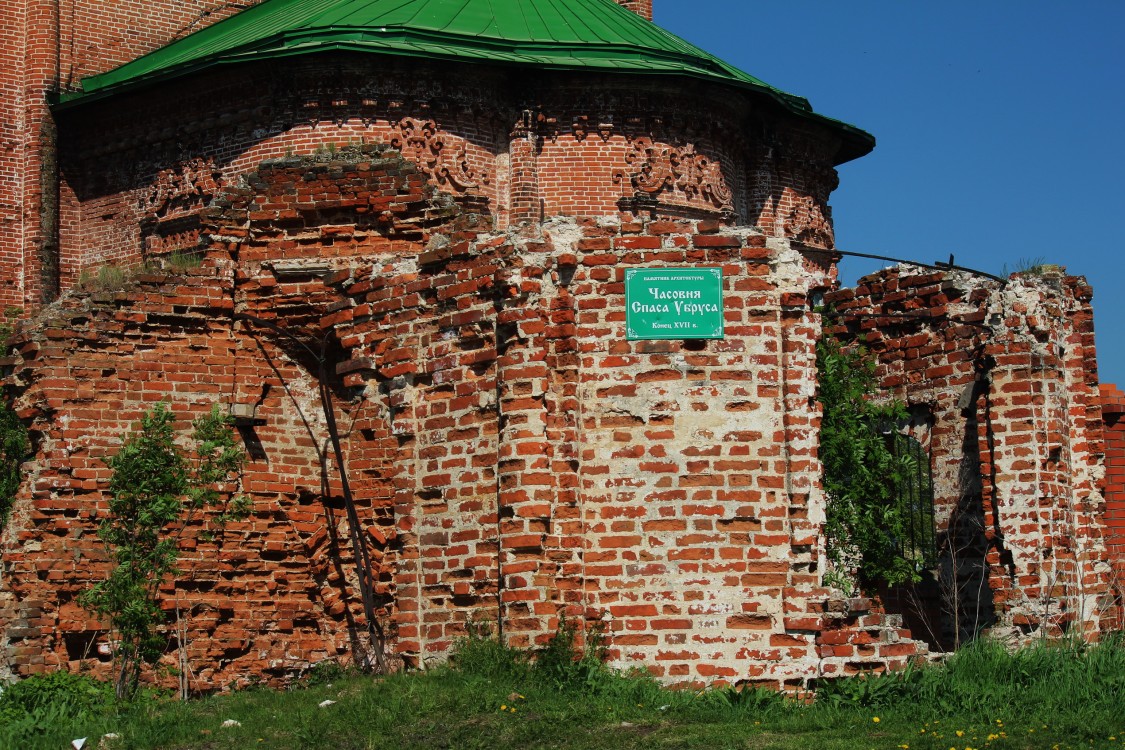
5;0;846;317
2;149;926;689
615;1;654;21
53;58;841;312
0;0;267;313
827;266;1116;645
0;1;28;311
0;0;54;314
59;1;264;85
0;151;441;685
310;193;924;687
1101;384;1125;591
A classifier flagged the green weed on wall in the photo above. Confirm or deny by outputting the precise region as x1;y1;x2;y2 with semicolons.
0;402;30;528
816;337;919;591
79;403;246;699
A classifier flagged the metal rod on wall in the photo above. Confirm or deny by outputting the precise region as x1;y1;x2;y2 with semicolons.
235;313;387;673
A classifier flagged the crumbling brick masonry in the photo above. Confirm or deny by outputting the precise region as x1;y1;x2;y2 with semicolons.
1;152;928;689
1;0;1120;693
827;265;1118;647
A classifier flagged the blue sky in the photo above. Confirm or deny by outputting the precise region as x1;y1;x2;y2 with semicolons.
657;1;1125;385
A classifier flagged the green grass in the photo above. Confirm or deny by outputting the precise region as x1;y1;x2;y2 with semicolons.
4;636;1125;750
77;263;130;293
163;250;204;273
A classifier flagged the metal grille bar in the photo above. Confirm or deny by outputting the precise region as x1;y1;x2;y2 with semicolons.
891;433;937;568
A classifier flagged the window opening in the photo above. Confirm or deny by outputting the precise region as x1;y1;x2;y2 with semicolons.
888;432;937;569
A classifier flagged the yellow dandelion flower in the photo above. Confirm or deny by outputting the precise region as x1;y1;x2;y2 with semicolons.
957;731;965;737
872;717;880;723
500;704;507;711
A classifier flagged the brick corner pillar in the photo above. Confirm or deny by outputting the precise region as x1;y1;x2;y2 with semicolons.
615;1;654;22
1100;383;1125;585
507;115;542;227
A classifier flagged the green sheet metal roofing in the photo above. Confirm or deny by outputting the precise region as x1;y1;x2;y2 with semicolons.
58;0;874;162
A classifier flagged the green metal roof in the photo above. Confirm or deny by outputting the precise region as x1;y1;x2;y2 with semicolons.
57;0;873;163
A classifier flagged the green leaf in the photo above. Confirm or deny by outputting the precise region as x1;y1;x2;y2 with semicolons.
817;336;922;591
81;402;248;698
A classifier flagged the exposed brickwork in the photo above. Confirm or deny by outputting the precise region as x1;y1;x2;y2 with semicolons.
0;1;27;310
40;50;841;315
827;266;1117;647
3;0;1121;696
1;150;925;689
1100;383;1125;620
2;0;58;313
615;0;654;21
309;175;925;688
6;0;848;317
0;0;267;312
59;1;265;84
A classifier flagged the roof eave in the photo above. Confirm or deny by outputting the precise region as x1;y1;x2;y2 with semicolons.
54;39;874;165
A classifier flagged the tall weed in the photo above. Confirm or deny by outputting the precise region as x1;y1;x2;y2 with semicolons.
7;633;1124;749
0;672;117;750
815;635;1125;732
534;617;594;689
0;671;114;722
449;620;530;682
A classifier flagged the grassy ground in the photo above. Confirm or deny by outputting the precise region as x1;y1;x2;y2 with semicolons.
4;635;1124;750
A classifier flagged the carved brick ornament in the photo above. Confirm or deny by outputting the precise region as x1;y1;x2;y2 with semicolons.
390;118;487;192
141;158;223;218
615;136;733;210
784;194;835;248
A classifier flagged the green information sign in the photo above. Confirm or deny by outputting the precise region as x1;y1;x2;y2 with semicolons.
624;268;724;340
